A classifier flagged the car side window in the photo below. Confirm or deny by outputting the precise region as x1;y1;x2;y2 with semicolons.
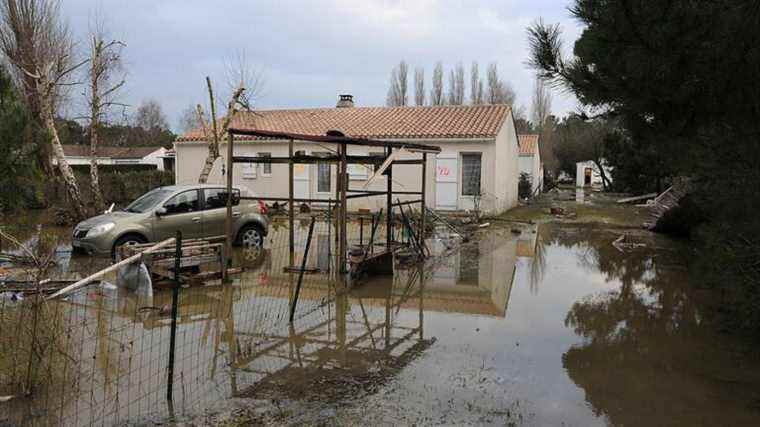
163;190;200;214
203;188;240;210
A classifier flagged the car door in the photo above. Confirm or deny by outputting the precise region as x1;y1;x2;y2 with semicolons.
201;188;240;238
153;189;203;240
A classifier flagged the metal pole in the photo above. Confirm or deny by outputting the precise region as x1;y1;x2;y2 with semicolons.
167;230;182;402
290;216;315;323
224;133;234;280
288;139;295;267
359;217;364;246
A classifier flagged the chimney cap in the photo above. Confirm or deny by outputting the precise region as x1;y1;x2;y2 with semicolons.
336;94;354;108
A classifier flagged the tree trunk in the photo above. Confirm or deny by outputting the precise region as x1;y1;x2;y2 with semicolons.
42;104;87;219
594;159;612;191
198;77;219;184
89;124;105;211
89;62;105;212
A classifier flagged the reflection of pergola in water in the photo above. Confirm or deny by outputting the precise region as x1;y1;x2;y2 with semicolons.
227;267;434;399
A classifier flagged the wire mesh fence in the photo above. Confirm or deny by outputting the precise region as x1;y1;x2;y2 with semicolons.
0;212;433;426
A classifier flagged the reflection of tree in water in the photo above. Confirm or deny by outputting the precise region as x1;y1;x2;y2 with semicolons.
558;227;760;425
528;225;550;295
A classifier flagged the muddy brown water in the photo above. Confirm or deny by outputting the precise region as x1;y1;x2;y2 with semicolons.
2;219;760;426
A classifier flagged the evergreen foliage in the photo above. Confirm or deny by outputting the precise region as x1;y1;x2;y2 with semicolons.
529;0;760;335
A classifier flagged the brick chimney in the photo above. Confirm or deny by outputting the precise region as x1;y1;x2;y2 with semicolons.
336;94;354;108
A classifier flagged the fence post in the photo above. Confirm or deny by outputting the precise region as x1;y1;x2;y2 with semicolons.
289;216;316;323
167;230;182;402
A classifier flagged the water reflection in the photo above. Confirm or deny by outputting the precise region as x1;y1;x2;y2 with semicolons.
4;219;759;425
553;226;760;426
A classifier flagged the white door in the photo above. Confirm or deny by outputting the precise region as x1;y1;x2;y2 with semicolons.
435;154;458;210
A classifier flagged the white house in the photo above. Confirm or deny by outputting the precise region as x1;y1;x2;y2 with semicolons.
576;160;613;188
174;96;521;215
517;134;542;195
60;145;171;171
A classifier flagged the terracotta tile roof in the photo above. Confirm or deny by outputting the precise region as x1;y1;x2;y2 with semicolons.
62;145;162;159
518;134;539;156
176;104;511;142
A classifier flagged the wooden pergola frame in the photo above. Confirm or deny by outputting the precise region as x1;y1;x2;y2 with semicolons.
223;128;442;276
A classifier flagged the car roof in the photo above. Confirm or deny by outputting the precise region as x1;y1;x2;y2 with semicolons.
159;184;236;191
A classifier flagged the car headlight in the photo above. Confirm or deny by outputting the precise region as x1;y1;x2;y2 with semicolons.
87;222;115;238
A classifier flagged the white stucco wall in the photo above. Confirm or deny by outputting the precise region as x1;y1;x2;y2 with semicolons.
519;153;542;195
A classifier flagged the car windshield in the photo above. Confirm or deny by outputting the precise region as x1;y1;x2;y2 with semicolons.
124;188;174;213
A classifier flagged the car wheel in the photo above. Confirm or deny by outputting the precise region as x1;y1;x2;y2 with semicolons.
236;224;264;248
112;234;147;261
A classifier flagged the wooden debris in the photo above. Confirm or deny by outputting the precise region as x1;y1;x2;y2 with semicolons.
616;193;658;204
643;178;692;230
47;238;176;300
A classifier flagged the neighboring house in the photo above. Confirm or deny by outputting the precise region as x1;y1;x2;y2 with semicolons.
59;145;171;171
576;160;613;188
517;134;542;195
174;96;521;215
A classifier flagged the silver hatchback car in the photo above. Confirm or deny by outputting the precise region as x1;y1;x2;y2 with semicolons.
72;184;268;256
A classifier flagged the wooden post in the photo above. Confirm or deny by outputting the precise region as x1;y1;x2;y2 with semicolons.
288;138;295;266
225;132;233;278
420;152;427;246
386;147;393;250
339;143;348;273
289;216;315;322
167;230;182;402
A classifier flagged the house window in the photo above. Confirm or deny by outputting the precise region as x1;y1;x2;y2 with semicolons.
317;161;331;193
461;153;481;196
259;152;272;176
242;162;256;179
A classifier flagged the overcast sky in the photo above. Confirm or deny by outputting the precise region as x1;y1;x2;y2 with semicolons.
64;0;583;132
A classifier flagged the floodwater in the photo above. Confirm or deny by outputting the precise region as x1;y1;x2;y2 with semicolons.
2;219;760;426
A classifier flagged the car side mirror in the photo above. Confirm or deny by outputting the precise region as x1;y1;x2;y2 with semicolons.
155;207;167;216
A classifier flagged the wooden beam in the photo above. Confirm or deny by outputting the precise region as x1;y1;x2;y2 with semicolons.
225;132;234;278
386;146;393;250
288;139;295;261
420;152;427;246
226;128;442;153
232;155;423;166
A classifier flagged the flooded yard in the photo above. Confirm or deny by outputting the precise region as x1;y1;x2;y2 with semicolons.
2;207;760;425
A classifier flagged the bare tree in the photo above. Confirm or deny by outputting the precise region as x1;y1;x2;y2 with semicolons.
177;104;198;134
84;19;125;212
485;62;516;106
196;78;246;183
454;62;465;105
197;54;264;183
447;69;455;105
0;0;89;218
414;67;425;106
530;76;552;129
224;50;264;110
470;61;483;104
386;60;408;107
134;99;168;131
430;61;444;106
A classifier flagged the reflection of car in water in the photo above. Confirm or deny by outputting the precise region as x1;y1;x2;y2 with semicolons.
71;184;269;257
